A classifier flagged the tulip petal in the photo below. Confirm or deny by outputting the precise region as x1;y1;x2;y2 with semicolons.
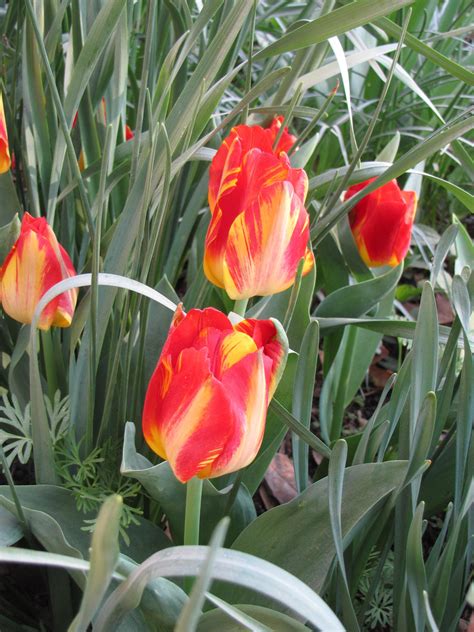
207;348;267;478
346;178;418;267
205;149;307;290
208;132;243;215
0;213;77;329
234;317;288;398
163;307;233;363
143;345;240;482
222;181;311;299
0;94;11;174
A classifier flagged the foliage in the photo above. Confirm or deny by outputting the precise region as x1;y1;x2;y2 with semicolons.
0;0;472;630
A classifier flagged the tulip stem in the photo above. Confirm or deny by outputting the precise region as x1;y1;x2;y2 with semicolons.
233;299;248;318
184;476;203;592
184;476;203;545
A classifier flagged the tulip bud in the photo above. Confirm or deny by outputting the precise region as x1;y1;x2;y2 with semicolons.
0;94;11;174
0;213;78;329
204;117;314;300
345;178;417;267
142;305;288;483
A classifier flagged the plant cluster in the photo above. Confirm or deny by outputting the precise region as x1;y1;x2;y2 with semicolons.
0;1;472;631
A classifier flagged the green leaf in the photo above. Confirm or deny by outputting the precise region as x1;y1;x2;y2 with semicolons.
314;264;402;319
453;215;474;273
95;545;344;631
405;392;436;486
0;173;20;227
452;275;471;336
0;485;170;570
46;0;128;215
0;506;23;547
376;132;400;162
430;224;458;288
69;496;122;632
377;17;474;86
248;262;316;352
254;0;414;60
201;595;274;632
328;440;360;631
395;284;422;302
418;173;474;214
0;213;20;264
292;320;319;492
228;460;408;600
197;605;310;631
175;519;229;632
120;423;256;545
410;283;438;442
165;0;253;151
406;502;427;632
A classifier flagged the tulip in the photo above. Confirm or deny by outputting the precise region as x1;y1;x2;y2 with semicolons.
0;94;11;174
204;117;314;300
344;178;417;267
142;305;288;483
0;213;78;329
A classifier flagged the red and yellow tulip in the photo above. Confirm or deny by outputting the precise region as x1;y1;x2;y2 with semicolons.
0;94;11;174
344;178;417;268
142;305;288;483
204;117;314;300
0;213;78;329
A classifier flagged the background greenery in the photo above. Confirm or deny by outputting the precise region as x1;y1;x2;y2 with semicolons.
0;0;472;630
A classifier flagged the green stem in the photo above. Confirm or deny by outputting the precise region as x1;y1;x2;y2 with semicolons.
40;330;58;401
184;476;203;593
233;299;248;318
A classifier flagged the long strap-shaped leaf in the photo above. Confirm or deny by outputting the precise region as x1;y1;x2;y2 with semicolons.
94;546;344;631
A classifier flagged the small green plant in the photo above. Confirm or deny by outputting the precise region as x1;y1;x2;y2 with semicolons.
357;550;395;630
54;437;143;544
0;390;69;466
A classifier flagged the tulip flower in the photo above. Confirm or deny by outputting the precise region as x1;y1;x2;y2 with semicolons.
0;213;77;329
142;305;288;483
344;178;417;267
0;94;11;173
204;117;314;300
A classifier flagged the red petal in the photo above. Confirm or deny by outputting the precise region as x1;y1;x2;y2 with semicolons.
347;179;416;267
143;345;240;482
162;307;233;365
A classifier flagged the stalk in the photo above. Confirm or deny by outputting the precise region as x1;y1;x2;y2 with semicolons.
184;476;203;593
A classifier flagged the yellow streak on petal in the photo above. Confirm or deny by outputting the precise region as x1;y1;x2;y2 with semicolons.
223;182;303;299
160;356;173;398
219;331;257;372
166;379;218;474
0;232;47;326
212;350;267;478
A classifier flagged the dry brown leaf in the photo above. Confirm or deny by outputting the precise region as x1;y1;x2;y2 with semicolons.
369;364;394;388
264;453;297;505
435;293;454;325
